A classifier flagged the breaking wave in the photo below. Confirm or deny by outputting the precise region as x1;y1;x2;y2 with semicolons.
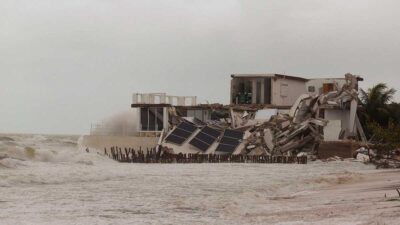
0;134;118;187
0;134;374;192
0;134;110;168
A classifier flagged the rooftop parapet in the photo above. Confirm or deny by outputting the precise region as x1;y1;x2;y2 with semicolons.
132;93;197;107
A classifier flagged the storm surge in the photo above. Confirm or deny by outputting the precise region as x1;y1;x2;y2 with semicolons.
0;134;117;187
0;134;377;224
0;134;83;166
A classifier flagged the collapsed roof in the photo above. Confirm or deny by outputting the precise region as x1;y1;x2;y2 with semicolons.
160;73;365;157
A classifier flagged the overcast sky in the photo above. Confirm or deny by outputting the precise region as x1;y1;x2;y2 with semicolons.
1;0;399;134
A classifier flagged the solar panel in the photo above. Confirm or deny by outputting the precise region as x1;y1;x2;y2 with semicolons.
215;129;244;153
165;121;198;145
179;122;197;133
202;126;220;138
189;126;221;151
224;129;244;139
219;137;239;146
164;134;186;145
215;143;238;153
189;138;210;151
195;132;215;144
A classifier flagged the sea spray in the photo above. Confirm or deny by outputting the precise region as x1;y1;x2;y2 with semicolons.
90;109;138;136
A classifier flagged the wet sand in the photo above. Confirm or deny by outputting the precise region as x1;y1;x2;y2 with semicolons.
250;169;400;225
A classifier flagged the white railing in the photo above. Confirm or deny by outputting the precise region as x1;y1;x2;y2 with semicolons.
132;93;197;106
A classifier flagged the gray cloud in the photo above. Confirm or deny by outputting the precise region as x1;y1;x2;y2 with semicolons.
1;0;399;134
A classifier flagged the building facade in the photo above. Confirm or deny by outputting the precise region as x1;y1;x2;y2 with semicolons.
231;74;351;107
230;74;308;107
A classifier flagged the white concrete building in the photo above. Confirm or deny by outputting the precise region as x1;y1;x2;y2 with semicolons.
231;74;351;107
230;74;309;107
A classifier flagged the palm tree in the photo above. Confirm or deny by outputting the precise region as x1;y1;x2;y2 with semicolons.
360;83;396;127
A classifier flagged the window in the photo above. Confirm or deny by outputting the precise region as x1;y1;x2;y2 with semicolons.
323;83;335;94
308;86;316;92
140;107;164;131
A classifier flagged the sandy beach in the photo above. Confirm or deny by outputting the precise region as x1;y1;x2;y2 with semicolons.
248;169;400;225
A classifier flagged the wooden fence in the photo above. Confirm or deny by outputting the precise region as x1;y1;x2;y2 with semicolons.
104;146;308;164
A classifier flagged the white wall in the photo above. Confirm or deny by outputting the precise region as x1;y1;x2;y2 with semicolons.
271;78;307;106
306;78;347;95
324;109;351;136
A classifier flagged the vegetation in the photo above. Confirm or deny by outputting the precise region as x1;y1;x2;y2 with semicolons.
359;83;400;157
367;121;400;157
359;83;396;127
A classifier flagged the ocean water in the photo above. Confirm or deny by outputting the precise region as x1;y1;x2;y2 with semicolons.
0;134;375;225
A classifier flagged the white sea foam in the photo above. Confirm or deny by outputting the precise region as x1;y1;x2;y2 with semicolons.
0;134;379;225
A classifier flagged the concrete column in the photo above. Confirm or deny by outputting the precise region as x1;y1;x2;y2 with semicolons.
163;107;169;131
137;108;142;133
252;79;257;104
348;99;358;136
260;79;265;104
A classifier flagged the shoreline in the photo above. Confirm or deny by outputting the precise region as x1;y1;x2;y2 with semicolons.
249;169;400;224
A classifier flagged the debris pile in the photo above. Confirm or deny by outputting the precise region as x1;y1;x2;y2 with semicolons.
235;74;364;157
239;114;324;157
160;74;365;158
361;148;400;169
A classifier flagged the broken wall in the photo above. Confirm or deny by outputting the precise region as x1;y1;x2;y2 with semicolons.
306;78;347;95
324;109;352;138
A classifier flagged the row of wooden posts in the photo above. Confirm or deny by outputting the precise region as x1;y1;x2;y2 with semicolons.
105;146;308;164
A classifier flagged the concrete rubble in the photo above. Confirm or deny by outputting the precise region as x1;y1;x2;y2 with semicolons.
161;74;367;158
234;73;364;157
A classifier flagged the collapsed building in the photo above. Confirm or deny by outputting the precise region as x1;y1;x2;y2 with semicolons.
141;73;365;158
83;73;365;159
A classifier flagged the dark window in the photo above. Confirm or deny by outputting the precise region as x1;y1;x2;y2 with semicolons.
264;78;272;104
256;81;261;104
308;86;316;92
140;107;164;131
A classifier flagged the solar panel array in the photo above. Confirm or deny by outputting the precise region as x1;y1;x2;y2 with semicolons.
215;129;244;153
165;121;197;145
189;126;221;151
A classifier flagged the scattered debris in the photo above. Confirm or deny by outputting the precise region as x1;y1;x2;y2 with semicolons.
159;74;367;159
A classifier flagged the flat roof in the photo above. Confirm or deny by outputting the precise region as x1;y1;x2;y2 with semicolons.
231;73;309;82
308;78;346;80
